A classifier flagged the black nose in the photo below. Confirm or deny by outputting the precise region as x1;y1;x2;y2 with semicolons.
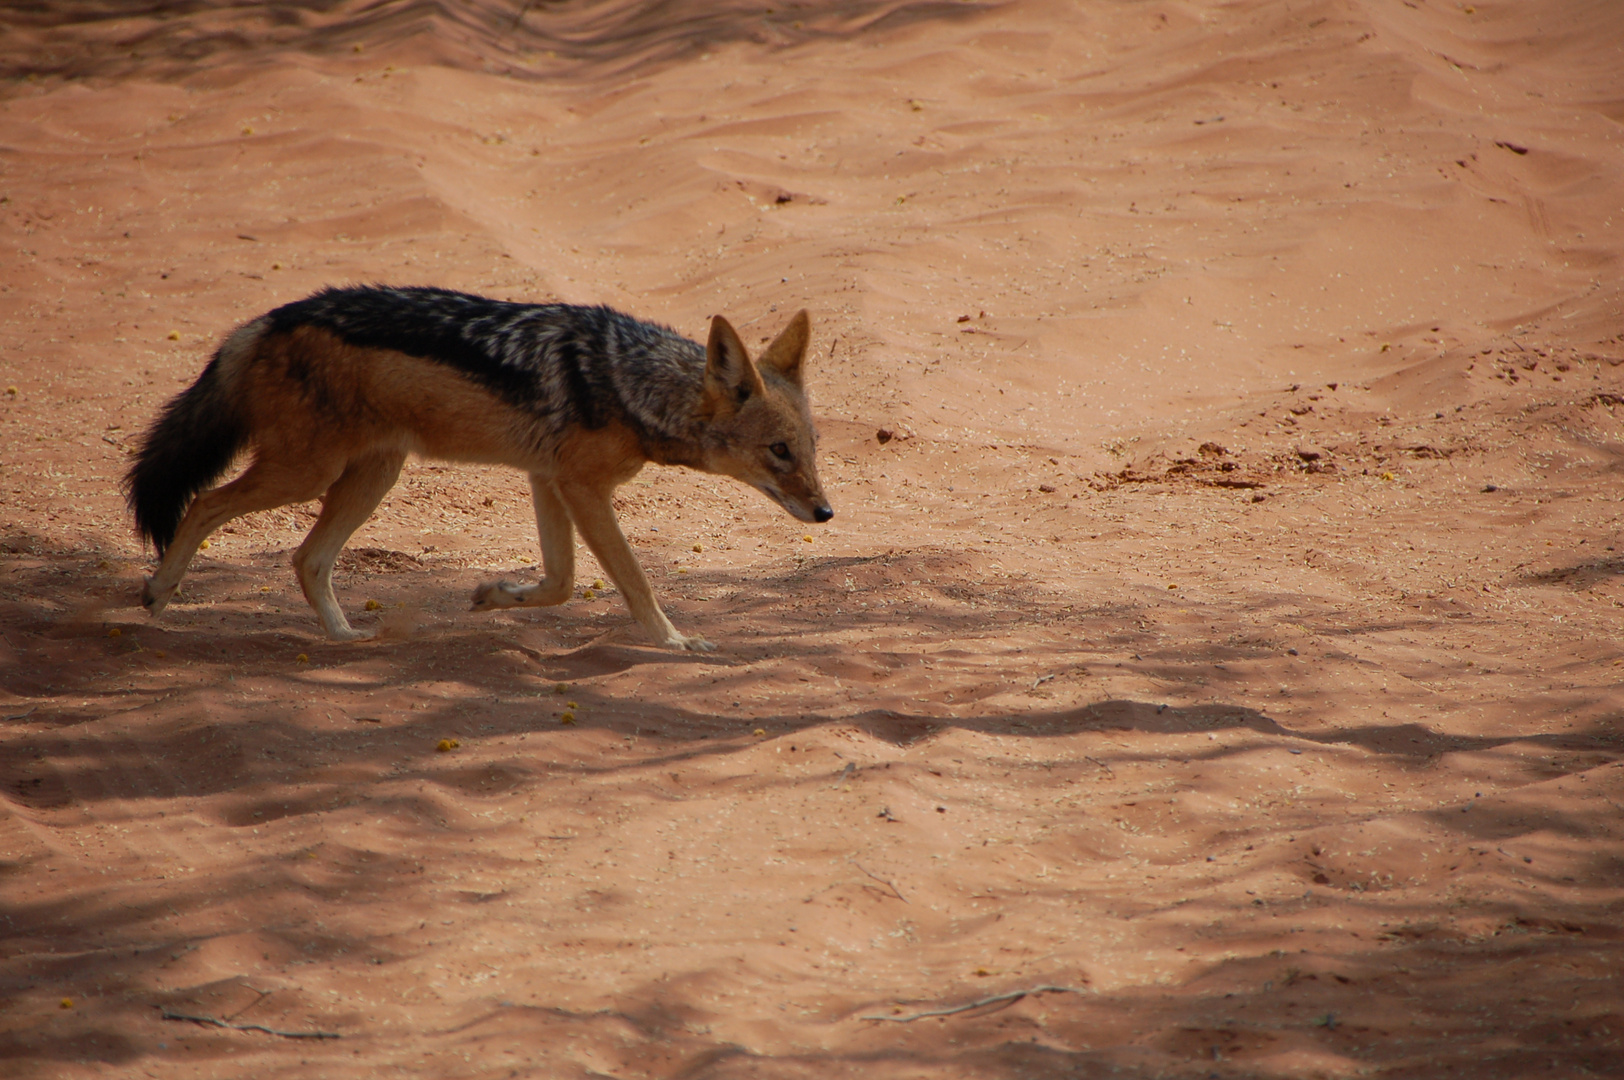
813;504;834;523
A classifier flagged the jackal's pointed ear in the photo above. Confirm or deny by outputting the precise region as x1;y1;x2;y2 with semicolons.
704;314;766;415
757;309;810;387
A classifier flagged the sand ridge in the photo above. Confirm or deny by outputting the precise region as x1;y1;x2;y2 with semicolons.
2;1;1623;1077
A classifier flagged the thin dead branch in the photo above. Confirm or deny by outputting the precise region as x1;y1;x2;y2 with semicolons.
160;1008;341;1039
851;859;907;903
860;984;1085;1022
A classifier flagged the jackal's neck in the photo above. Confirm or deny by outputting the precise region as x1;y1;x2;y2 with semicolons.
611;335;710;469
637;427;707;470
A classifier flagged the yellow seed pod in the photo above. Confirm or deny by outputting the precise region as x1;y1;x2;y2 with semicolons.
802;534;814;543
592;579;604;590
295;653;309;664
60;998;73;1009
753;728;766;737
554;683;568;694
693;543;704;553
108;627;122;638
581;589;595;600
199;539;210;550
167;330;180;340
436;738;459;752
560;713;576;725
567;702;578;709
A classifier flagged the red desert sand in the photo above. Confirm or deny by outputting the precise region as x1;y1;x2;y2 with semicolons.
2;2;1622;1077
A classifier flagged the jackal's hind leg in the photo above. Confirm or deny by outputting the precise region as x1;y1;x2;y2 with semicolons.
292;451;405;641
144;457;335;617
471;474;576;611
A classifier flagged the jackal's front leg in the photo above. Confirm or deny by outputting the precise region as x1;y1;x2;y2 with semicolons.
556;480;714;652
471;474;576;611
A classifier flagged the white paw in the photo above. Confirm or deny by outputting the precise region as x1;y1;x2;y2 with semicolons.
669;634;715;653
141;578;172;616
470;580;521;611
327;625;376;643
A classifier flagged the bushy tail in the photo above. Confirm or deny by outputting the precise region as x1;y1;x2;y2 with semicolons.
124;340;252;556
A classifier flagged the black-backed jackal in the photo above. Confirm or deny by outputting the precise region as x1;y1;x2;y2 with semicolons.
124;286;832;650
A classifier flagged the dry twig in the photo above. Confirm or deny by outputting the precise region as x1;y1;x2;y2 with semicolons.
861;984;1085;1022
851;860;907;903
160;1009;340;1040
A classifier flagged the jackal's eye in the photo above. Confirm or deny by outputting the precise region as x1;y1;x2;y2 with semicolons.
770;442;792;461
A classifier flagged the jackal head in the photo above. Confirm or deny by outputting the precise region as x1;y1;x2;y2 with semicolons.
698;310;833;525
